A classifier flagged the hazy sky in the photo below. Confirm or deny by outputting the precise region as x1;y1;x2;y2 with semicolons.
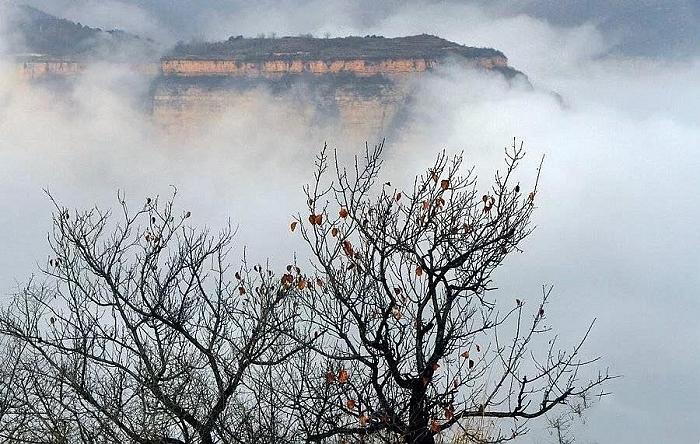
0;1;698;443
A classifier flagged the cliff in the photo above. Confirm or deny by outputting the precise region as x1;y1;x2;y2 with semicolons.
5;6;526;138
154;35;525;137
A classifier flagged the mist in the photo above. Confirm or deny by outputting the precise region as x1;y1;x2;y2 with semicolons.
0;1;698;443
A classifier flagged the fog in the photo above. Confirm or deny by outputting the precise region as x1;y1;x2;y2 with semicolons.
0;1;698;443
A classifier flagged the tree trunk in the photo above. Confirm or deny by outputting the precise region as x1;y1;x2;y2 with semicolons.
405;378;436;444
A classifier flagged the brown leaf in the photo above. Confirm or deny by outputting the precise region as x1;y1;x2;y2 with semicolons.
392;306;402;320
338;368;349;384
282;274;294;285
359;414;369;426
415;265;423;277
430;420;441;433
476;344;481;352
346;399;356;409
469;359;475;369
440;179;449;190
339;207;348;218
297;279;307;290
235;271;241;280
325;371;336;384
460;351;469;359
290;221;298;232
342;240;354;257
238;286;246;296
316;277;324;287
395;192;402;201
431;362;440;372
445;405;455;420
331;227;339;237
314;214;323;225
393;287;402;295
308;214;316;224
422;200;430;210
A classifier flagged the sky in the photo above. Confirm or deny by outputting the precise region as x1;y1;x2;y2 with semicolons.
0;1;698;443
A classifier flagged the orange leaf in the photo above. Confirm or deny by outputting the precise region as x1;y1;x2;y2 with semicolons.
338;368;349;384
440;179;449;190
346;399;356;409
297;279;307;290
290;221;297;232
339;208;348;218
415;266;423;277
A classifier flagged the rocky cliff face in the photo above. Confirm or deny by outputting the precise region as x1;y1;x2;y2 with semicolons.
152;35;522;138
8;16;524;139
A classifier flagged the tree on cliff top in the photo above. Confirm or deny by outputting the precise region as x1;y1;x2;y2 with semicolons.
280;140;611;443
0;141;611;444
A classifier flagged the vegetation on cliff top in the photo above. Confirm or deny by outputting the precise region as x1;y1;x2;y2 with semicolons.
167;34;506;62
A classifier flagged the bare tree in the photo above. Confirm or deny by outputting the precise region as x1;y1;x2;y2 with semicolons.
0;192;303;443
282;140;611;444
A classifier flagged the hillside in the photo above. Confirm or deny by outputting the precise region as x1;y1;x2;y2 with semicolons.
3;5;157;60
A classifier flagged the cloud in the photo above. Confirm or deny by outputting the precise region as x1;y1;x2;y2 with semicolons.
0;2;698;443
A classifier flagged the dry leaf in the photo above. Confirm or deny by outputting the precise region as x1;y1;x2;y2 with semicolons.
415;266;424;277
359;414;368;426
342;240;354;257
346;399;356;409
339;208;348;218
290;221;298;232
338;368;349;384
440;179;449;190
